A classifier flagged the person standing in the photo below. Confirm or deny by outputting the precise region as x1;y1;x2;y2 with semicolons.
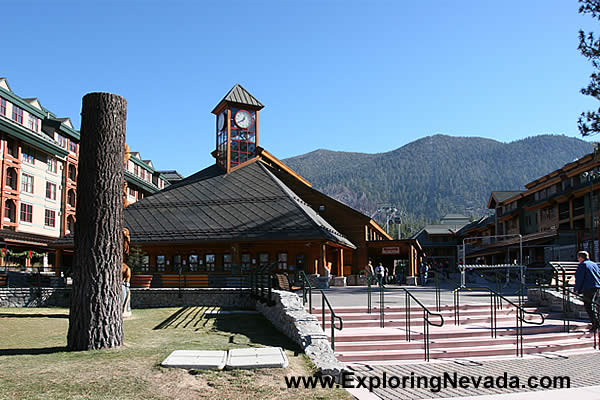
575;251;600;331
375;262;385;284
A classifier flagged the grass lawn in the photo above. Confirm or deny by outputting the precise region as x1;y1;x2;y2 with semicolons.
0;307;350;400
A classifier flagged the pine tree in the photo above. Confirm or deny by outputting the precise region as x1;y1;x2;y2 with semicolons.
578;0;600;136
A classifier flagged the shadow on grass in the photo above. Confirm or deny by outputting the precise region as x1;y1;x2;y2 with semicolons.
153;307;301;352
0;313;68;319
0;346;68;356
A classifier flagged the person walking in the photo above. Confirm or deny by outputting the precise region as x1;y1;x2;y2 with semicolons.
574;251;600;331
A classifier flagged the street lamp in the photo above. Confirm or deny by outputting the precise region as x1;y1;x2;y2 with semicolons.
583;169;600;259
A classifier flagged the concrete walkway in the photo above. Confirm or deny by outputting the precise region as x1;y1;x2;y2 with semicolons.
302;285;600;399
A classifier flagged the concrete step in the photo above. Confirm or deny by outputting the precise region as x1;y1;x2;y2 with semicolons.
331;320;588;342
336;337;596;362
311;303;491;314
334;330;595;352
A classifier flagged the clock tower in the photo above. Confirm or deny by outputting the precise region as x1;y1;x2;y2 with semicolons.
211;84;264;172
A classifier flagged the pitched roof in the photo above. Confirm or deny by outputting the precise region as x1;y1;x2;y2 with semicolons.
487;191;525;208
158;170;185;184
122;160;355;248
212;84;264;113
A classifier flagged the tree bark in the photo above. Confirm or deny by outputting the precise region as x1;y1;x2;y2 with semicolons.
67;92;127;350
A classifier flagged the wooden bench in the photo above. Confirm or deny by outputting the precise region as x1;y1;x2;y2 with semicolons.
549;261;579;287
159;274;208;288
275;273;301;291
0;274;7;287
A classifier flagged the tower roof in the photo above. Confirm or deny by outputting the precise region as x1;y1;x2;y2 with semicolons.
212;84;264;114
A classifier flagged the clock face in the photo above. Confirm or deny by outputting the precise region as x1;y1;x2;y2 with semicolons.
217;113;225;131
234;110;253;129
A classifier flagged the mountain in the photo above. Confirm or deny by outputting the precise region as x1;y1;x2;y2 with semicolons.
283;134;594;222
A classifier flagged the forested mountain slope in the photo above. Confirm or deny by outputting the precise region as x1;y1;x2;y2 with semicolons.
283;135;593;221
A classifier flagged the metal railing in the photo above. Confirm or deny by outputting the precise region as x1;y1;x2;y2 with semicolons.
433;269;545;357
299;271;313;312
459;284;545;357
299;271;343;350
375;279;444;361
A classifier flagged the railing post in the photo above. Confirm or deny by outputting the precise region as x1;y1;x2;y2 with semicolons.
331;312;335;351
367;277;372;314
322;295;326;332
380;281;385;328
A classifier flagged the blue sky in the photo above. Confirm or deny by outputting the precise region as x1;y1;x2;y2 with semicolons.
3;0;598;176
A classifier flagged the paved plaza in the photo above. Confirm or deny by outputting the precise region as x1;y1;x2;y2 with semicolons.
305;284;600;399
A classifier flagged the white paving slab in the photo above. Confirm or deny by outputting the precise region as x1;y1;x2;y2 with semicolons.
226;347;289;369
161;350;227;370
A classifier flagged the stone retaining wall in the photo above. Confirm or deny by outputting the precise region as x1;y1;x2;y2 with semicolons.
0;288;71;307
528;287;588;318
0;288;254;309
131;288;254;309
256;290;346;379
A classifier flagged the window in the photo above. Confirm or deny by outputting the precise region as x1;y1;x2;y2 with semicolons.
67;215;75;234
22;147;34;164
173;255;182;272
67;189;76;207
12;105;23;124
277;253;288;270
141;255;150;272
6;139;17;157
28;114;39;132
69;141;77;153
205;254;216;272
57;135;67;148
5;168;16;190
223;253;232;272
21;174;33;193
47;157;57;173
68;164;76;181
156;255;165;272
241;253;251;273
20;203;32;223
46;182;56;200
44;209;56;227
134;165;139;176
188;254;198;272
4;200;15;222
128;187;136;197
0;98;5;116
259;253;269;268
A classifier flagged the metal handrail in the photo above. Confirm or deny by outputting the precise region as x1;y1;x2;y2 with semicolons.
321;290;344;351
299;271;313;313
298;271;343;350
463;284;545;357
376;280;444;361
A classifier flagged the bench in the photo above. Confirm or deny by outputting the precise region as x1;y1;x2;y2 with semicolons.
549;261;579;288
275;273;301;291
159;274;208;288
0;274;7;287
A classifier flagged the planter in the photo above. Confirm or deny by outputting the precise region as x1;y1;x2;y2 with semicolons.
130;274;153;289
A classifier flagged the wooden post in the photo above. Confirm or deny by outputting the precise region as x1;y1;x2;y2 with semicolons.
67;92;127;351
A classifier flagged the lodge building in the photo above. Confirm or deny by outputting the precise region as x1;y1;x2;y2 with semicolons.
54;84;423;284
0;78;169;270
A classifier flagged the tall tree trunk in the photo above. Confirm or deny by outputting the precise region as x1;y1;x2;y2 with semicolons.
67;92;127;350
